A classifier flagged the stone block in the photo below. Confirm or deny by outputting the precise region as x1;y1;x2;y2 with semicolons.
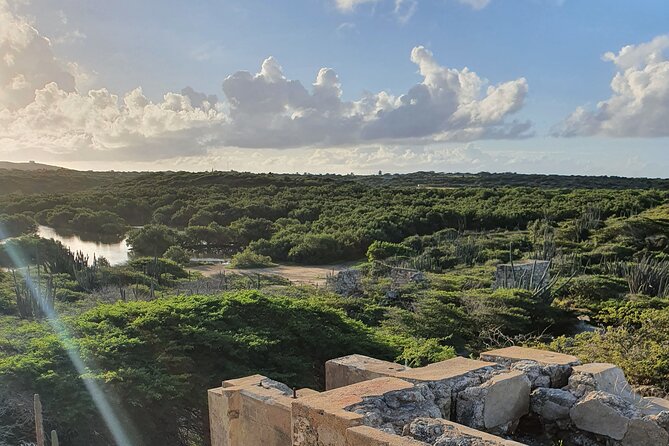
569;391;640;440
346;425;428;446
481;347;579;389
640;396;669;416
209;374;316;446
456;371;530;433
325;355;410;390
530;388;577;421
292;377;414;446
622;418;669;446
404;418;527;445
481;347;579;367
568;363;637;401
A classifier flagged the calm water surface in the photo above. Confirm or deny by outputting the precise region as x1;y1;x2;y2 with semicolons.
37;226;130;265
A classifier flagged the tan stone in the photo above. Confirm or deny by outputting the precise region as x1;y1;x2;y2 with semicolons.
209;374;318;446
326;355;497;391
483;371;531;429
292;377;414;446
481;347;579;366
396;357;497;382
346;426;428;446
622;418;669;446
326;355;410;390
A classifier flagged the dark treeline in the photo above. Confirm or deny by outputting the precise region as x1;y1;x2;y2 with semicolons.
1;170;666;262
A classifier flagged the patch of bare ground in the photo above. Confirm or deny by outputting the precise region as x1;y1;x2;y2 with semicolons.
188;261;359;286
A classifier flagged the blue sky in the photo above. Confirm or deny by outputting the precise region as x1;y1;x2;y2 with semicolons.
1;0;669;176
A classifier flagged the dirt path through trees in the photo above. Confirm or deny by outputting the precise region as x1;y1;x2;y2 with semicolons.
188;262;358;286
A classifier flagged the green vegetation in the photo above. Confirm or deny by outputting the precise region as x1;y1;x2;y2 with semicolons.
0;169;668;444
229;248;274;268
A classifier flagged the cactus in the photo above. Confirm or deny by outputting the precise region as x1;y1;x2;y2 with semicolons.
34;394;44;446
51;430;59;446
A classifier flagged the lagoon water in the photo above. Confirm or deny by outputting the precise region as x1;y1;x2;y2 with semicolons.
37;226;130;266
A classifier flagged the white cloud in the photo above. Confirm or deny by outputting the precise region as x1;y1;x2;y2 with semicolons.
456;0;491;10
555;35;669;138
54;29;86;45
0;0;75;110
334;0;377;12
0;2;530;162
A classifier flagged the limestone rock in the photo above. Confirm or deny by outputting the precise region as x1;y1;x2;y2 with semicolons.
347;383;442;434
405;418;512;446
567;363;637;402
649;410;669;432
530;388;577;421
569;391;640;440
621;418;669;446
456;371;530;432
640;396;669;416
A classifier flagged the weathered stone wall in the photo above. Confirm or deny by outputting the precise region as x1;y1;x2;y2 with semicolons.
209;347;669;446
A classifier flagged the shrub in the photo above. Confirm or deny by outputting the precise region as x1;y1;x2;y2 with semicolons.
394;337;456;367
229;248;274;269
164;246;190;265
366;241;415;262
126;225;180;257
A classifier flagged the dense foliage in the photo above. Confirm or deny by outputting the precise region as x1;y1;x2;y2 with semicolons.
0;170;668;445
0;292;398;445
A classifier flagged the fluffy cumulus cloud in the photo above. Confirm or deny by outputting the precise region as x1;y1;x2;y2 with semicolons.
555;35;669;138
0;1;530;162
0;0;75;110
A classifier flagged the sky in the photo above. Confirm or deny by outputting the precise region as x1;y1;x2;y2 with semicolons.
0;0;668;176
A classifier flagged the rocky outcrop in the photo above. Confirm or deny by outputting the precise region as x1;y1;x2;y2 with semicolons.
327;269;363;296
345;384;443;435
405;418;516;445
455;371;530;434
211;348;669;446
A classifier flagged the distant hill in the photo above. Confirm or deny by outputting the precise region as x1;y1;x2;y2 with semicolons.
0;161;67;171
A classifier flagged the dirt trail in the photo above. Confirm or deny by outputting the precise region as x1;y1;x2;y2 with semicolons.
188;262;357;286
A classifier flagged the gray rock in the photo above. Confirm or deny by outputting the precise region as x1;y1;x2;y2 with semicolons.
621;418;669;446
456;371;530;433
347;383;442;434
569;391;640;440
650;411;669;432
530;388;577;421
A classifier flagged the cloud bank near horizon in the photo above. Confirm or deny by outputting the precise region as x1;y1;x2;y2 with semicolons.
0;1;530;162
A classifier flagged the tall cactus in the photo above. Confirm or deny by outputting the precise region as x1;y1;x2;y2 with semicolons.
34;394;45;446
51;430;59;446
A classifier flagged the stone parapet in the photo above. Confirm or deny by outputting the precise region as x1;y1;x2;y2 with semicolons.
209;348;669;446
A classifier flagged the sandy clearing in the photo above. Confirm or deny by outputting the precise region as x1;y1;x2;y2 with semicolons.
188;262;358;286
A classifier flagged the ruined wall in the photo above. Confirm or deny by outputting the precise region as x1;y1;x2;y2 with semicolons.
208;347;669;446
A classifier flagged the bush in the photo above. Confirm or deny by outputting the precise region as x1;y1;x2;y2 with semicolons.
127;225;180;257
366;241;415;262
128;257;188;281
0;291;399;445
394;337;456;367
229;248;274;269
164;246;190;265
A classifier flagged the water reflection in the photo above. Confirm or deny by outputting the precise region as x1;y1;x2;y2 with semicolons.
37;226;130;266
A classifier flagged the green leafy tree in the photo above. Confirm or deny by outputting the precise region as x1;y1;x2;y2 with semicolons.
164;245;190;265
127;225;180;257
